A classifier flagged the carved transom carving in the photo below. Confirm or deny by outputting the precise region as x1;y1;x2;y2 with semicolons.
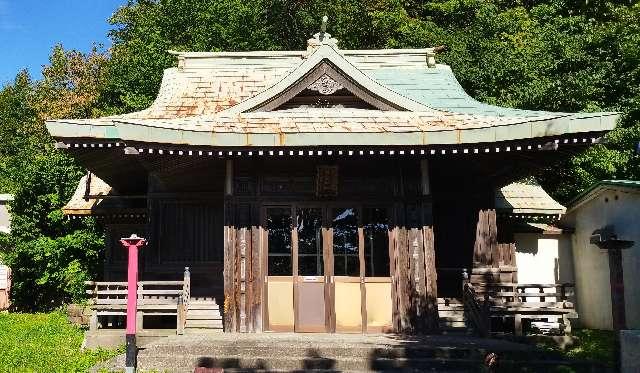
307;74;344;95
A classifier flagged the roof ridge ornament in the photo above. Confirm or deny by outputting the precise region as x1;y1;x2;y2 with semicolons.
307;15;339;51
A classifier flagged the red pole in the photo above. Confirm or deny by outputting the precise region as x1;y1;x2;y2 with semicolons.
120;234;146;373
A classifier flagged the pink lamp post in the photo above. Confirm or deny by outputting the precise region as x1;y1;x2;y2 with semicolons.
120;234;146;373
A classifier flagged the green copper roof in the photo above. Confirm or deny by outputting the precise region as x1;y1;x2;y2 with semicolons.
370;66;547;117
568;179;640;210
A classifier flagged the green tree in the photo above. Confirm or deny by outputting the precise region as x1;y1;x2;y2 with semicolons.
0;46;108;311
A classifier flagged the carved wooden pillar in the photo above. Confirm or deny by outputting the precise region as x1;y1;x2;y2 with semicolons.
390;160;439;334
419;159;438;333
223;159;237;332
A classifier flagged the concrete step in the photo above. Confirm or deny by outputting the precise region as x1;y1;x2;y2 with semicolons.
96;334;607;373
188;307;220;313
187;314;224;320
183;328;224;335
106;353;604;373
188;311;221;317
189;306;220;311
140;343;517;361
186;320;224;328
118;354;486;372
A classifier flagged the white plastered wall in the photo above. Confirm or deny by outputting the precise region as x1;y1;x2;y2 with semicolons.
566;188;640;330
514;233;574;286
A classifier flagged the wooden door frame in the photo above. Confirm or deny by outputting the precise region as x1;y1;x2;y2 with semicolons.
261;204;295;332
293;203;328;333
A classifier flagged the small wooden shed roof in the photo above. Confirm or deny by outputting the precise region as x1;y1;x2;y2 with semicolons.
495;182;566;216
62;174;146;217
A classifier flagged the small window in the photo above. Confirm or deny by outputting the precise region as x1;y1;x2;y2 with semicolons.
364;207;390;277
267;207;292;276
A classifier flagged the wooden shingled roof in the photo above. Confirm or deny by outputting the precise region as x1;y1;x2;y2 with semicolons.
495;182;566;216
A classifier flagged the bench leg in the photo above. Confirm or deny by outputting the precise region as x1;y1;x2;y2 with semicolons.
514;314;523;336
89;311;99;332
136;311;144;332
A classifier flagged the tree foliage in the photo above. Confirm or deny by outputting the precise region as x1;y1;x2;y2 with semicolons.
0;0;639;310
0;48;108;311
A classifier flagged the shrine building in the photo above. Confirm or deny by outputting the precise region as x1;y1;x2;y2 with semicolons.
47;29;617;335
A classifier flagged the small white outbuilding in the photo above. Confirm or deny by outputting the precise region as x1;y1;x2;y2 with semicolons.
561;180;640;330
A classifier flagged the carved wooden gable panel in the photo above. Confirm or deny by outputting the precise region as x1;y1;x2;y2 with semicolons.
251;61;403;112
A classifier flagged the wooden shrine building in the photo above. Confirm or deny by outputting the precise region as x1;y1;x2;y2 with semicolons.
47;29;617;335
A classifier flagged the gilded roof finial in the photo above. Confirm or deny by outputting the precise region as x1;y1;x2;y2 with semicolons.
307;15;338;51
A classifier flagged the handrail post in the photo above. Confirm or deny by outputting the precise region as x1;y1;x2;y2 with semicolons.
182;266;191;333
137;282;144;305
461;268;468;294
183;266;191;307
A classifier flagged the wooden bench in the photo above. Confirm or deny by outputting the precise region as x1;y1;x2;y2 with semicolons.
85;268;191;334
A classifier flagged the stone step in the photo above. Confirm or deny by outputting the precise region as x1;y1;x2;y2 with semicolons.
113;353;603;373
437;298;463;305
189;303;220;310
440;315;466;321
142;344;511;361
186;320;224;328
183;328;224;335
187;313;224;320
126;354;487;372
189;308;220;313
96;335;606;373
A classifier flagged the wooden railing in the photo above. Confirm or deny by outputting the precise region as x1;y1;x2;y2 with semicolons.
85;267;191;334
462;282;490;337
461;269;577;336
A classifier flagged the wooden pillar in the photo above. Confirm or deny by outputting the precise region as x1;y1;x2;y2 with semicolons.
422;226;439;333
608;248;627;330
250;224;262;332
223;159;236;332
420;159;438;333
390;160;439;334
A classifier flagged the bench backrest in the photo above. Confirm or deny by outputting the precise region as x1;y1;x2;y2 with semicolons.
86;280;186;307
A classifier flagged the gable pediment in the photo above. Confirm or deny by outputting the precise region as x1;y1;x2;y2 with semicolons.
223;45;431;114
257;60;396;111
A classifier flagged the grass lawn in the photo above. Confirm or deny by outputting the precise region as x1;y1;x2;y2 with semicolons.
0;311;121;372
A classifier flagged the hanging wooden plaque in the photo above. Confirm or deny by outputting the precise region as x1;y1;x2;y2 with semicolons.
316;165;338;197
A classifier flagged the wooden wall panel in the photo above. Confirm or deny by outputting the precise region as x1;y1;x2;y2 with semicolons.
251;226;262;332
421;226;439;332
390;225;439;334
223;224;234;331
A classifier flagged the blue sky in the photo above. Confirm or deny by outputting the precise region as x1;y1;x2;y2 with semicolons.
0;0;127;85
